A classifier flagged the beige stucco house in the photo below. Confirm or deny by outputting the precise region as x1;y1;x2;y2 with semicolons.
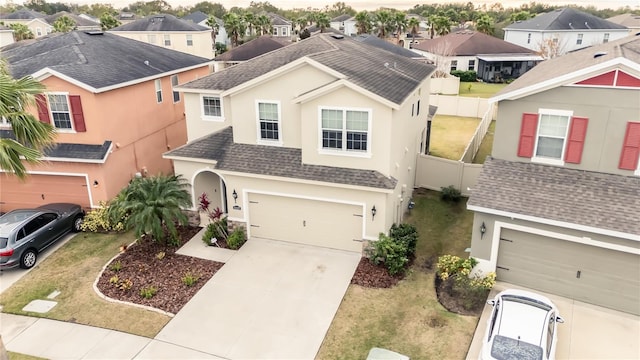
165;34;435;253
0;25;14;47
468;36;640;315
0;9;52;37
109;14;214;59
0;31;212;212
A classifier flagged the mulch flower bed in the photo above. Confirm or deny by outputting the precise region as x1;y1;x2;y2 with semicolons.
435;275;488;316
96;225;224;314
350;257;404;288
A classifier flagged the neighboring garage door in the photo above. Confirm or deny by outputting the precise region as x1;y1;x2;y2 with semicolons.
0;174;90;212
496;228;640;315
248;193;363;252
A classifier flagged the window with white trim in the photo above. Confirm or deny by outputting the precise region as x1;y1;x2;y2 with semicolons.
36;27;42;36
576;33;583;45
273;28;278;36
155;79;162;103
603;33;610;43
164;34;171;46
202;95;223;121
468;59;475;70
321;108;370;152
450;60;457;72
186;34;193;46
147;34;156;44
257;101;280;142
533;109;571;162
171;75;180;103
47;94;73;130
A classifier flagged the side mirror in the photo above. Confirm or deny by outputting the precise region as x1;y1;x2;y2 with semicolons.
556;316;565;324
487;299;496;306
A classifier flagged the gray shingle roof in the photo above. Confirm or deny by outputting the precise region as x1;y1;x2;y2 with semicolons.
0;130;111;161
44;11;99;27
181;34;435;105
468;157;640;236
166;127;397;190
110;14;208;32
331;14;352;22
182;11;209;25
0;9;45;20
412;30;537;56
354;34;426;58
505;8;627;31
1;30;210;89
214;35;285;62
493;35;640;99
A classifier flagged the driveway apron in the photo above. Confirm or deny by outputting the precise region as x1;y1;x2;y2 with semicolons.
155;238;361;359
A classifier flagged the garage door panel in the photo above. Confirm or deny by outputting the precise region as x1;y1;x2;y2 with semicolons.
0;174;90;212
248;194;362;252
497;228;640;315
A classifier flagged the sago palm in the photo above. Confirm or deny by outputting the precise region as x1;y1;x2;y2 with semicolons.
108;175;192;246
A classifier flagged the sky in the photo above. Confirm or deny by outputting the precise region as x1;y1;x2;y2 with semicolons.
3;0;639;11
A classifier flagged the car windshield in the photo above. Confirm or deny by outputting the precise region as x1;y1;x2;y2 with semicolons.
491;334;543;360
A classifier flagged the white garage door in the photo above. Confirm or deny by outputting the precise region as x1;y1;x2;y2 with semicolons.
248;193;363;252
497;228;640;315
0;174;90;213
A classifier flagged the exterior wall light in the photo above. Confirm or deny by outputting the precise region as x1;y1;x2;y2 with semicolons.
371;205;377;220
480;221;487;239
232;189;238;203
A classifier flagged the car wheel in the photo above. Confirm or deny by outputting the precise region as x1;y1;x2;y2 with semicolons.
20;249;37;269
72;215;83;232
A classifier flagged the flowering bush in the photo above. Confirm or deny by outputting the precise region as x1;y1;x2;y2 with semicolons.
80;201;125;233
436;255;477;281
437;255;496;311
198;192;228;245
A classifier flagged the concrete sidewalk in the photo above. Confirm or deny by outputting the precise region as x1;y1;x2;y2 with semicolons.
466;282;640;359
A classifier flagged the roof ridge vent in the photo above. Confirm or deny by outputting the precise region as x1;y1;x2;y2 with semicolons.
593;51;607;58
330;34;344;39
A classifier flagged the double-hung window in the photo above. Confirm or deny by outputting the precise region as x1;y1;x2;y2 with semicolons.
147;34;156;44
321;108;370;153
576;33;583;45
155;79;162;103
48;94;73;130
202;95;223;121
257;101;280;143
603;33;610;43
164;34;171;46
171;75;180;103
186;34;193;46
535;111;570;160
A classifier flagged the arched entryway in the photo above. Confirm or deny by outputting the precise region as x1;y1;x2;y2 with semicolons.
192;170;228;214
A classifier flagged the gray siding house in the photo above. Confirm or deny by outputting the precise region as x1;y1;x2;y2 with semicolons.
468;35;640;315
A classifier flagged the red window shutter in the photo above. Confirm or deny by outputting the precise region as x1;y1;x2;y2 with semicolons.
619;122;640;170
35;94;51;124
564;116;588;164
517;113;538;158
69;95;86;132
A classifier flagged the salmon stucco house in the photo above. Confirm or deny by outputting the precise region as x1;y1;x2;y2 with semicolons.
165;34;435;252
468;35;640;315
0;30;212;212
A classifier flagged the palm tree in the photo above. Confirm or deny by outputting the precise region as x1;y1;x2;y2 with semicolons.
315;13;330;33
373;10;394;38
108;175;192;246
432;15;452;36
243;11;255;36
223;12;244;47
354;11;371;35
53;15;76;33
8;23;34;41
392;12;408;45
408;17;420;47
0;59;56;179
256;14;271;35
206;15;220;44
99;13;121;31
475;14;494;35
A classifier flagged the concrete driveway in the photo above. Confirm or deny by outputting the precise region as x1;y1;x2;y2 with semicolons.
467;281;640;359
155;238;361;359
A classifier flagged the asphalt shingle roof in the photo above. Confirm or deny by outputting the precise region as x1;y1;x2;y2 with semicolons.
1;30;210;89
354;34;426;58
331;14;352;22
214;35;285;62
44;11;99;27
182;34;435;105
468;157;640;237
166;127;397;189
110;14;208;32
412;30;537;56
182;11;208;24
0;9;45;20
493;35;640;99
505;8;627;31
0;130;111;161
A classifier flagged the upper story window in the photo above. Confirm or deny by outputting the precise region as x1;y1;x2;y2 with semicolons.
186;34;193;46
468;59;475;70
164;34;171;46
201;95;224;121
576;33;583;45
155;79;163;103
450;60;458;72
48;94;73;130
517;109;588;166
256;101;281;144
36;27;42;36
320;107;370;154
148;34;156;44
603;33;610;43
527;33;531;44
171;75;180;103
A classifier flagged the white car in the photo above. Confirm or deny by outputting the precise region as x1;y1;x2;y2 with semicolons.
481;289;564;360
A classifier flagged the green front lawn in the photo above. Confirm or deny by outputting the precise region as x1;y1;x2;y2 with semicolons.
0;232;170;338
317;190;477;359
473;120;495;164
